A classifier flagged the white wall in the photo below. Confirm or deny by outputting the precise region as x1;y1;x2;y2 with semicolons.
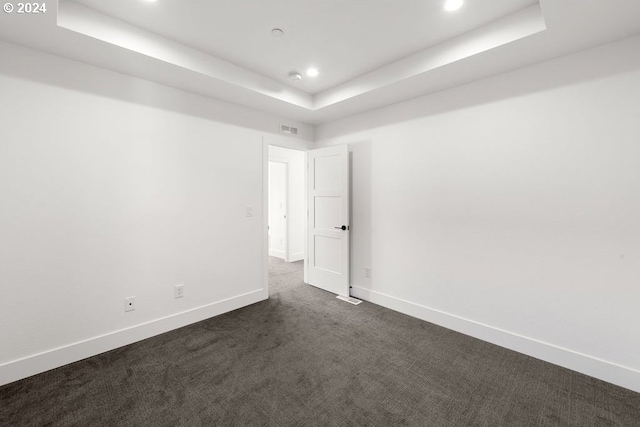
315;35;640;392
269;146;306;262
0;40;308;386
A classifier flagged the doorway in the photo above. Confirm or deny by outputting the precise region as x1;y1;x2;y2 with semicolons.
267;145;307;296
264;144;351;299
268;161;288;260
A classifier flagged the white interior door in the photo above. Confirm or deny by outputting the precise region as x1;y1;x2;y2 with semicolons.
307;145;350;297
268;161;288;260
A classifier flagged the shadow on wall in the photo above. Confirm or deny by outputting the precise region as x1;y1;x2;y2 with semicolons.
317;35;640;141
0;41;311;142
348;142;373;294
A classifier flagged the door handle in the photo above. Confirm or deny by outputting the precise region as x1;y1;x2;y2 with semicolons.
334;225;348;230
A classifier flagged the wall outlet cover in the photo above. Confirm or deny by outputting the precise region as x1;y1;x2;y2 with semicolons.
175;284;184;299
125;296;135;312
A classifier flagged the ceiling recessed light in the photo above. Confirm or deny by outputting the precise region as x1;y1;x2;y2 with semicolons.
143;0;157;3
306;68;319;78
444;0;463;12
288;72;302;82
271;28;284;37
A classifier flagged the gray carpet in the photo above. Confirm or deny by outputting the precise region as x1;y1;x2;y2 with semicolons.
1;257;639;426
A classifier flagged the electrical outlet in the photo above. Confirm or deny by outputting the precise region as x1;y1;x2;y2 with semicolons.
364;267;371;278
175;284;184;299
124;296;135;312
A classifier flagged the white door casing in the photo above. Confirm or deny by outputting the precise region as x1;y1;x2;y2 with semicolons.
307;145;350;297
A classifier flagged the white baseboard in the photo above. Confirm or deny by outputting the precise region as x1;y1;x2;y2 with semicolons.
269;249;285;259
288;252;304;262
351;285;640;394
0;289;267;387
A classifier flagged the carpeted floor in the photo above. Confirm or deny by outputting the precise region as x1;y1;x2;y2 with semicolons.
1;257;640;426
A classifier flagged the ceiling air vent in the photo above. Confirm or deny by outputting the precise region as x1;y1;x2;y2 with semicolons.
280;124;298;135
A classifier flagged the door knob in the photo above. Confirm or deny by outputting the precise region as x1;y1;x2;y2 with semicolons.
334;225;348;230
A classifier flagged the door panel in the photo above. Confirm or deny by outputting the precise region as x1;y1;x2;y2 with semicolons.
314;155;341;191
308;145;349;296
314;197;341;230
314;236;342;274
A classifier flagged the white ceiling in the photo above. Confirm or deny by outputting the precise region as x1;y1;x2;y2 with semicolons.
0;0;639;126
69;0;536;94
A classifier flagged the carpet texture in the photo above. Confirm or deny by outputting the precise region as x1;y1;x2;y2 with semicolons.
1;257;639;426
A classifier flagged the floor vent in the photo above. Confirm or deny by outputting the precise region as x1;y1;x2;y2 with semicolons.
336;295;362;305
280;124;298;135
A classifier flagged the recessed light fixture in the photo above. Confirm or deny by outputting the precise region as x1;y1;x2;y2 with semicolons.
306;68;319;78
444;0;463;12
271;28;284;37
143;0;157;3
288;72;302;82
